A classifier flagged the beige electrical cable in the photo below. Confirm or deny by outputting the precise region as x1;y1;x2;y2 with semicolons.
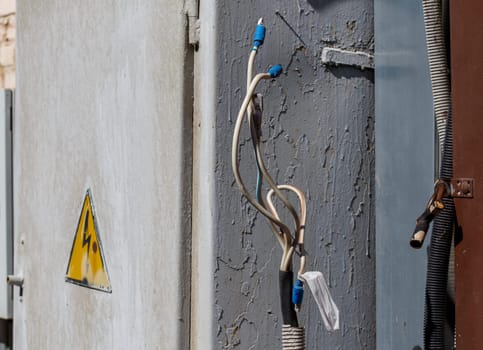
266;185;306;274
247;48;257;118
242;33;291;249
234;73;304;251
247;18;263;93
234;19;308;349
232;72;292;243
235;25;305;267
253;132;302;237
245;26;302;243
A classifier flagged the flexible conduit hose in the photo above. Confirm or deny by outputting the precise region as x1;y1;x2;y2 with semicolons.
420;1;454;349
424;110;454;350
422;0;451;151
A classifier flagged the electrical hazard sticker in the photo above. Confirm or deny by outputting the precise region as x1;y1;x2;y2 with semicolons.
65;190;111;293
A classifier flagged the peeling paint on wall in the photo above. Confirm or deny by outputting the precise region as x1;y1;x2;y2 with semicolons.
214;0;375;348
0;0;15;89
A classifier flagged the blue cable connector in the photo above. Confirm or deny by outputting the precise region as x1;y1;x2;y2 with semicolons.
268;65;283;78
253;23;266;48
292;279;304;307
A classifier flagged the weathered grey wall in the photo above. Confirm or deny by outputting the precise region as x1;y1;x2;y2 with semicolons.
14;1;192;349
14;0;374;348
214;1;375;348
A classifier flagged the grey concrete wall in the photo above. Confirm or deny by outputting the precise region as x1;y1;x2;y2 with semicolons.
213;1;375;348
14;1;192;349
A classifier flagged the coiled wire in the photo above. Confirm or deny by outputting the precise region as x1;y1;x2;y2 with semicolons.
282;326;305;350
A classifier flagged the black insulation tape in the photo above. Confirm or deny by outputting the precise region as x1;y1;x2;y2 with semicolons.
279;270;298;327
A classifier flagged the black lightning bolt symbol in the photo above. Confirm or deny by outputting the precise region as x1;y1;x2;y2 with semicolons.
82;209;92;256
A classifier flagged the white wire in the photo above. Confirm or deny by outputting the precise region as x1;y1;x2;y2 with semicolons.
232;73;293;239
231;19;307;350
243;28;290;249
253;137;302;239
266;185;307;273
247;49;257;119
245;36;302;247
233;20;306;278
235;75;303;252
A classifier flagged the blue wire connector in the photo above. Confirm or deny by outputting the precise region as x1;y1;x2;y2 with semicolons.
292;279;304;307
268;65;283;78
253;20;266;49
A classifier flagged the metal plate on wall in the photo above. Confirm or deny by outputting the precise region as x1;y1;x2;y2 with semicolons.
375;1;434;348
14;2;192;349
451;1;483;347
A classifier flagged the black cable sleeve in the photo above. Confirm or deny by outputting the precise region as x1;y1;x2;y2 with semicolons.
410;207;439;248
279;270;298;327
424;108;454;349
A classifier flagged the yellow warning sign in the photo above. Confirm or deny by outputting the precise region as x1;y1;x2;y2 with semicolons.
65;190;111;292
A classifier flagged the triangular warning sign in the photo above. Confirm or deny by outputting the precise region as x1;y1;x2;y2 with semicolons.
66;190;111;292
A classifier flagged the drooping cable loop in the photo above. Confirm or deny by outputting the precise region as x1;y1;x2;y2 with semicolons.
231;18;309;349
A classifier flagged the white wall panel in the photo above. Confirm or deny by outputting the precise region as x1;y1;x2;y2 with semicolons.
14;2;191;349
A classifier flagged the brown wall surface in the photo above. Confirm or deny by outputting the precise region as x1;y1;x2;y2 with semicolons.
451;1;483;348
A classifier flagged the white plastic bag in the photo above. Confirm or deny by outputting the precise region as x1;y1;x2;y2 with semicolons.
300;271;340;331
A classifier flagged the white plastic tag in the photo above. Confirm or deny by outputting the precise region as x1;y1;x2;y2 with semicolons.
300;271;340;331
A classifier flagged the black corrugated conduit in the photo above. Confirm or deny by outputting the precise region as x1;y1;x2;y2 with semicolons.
423;111;454;349
422;0;451;152
410;1;455;349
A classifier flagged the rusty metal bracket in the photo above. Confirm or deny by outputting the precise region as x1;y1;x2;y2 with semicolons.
452;178;474;198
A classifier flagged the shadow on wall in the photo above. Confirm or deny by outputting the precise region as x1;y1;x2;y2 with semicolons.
327;66;374;82
307;0;348;10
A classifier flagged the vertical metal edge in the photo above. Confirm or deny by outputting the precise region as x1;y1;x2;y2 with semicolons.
6;91;13;321
179;6;196;350
190;0;217;348
0;90;7;320
375;0;434;348
0;90;13;321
